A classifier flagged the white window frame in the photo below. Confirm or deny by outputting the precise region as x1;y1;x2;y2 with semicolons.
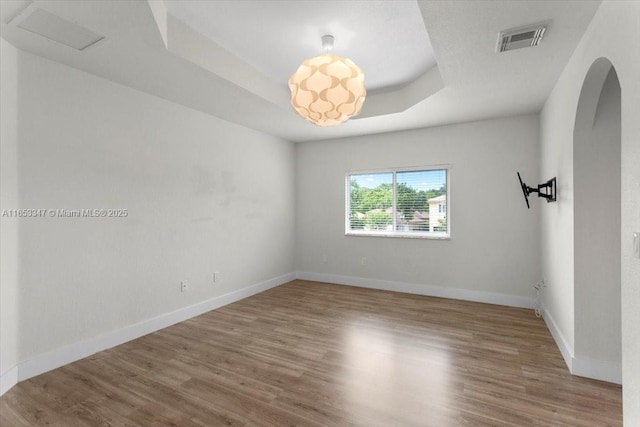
345;165;451;239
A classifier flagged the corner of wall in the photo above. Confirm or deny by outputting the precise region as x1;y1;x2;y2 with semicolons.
0;37;21;397
540;303;573;372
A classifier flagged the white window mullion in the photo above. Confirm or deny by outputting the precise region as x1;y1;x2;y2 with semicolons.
392;172;397;231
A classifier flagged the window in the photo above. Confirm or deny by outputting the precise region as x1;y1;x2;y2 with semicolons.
346;167;449;238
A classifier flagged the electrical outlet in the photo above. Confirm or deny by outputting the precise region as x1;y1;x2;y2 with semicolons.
634;232;640;259
214;272;220;283
361;257;367;266
181;280;188;292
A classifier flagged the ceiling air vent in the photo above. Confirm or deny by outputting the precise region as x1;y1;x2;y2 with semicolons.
9;6;104;51
497;23;547;53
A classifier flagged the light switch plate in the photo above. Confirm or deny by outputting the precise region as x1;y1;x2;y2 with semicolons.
634;232;640;259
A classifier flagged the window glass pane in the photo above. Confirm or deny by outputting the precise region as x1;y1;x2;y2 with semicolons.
347;168;448;238
396;170;447;233
349;173;393;231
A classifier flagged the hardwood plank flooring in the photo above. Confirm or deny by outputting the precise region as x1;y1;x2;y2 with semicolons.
0;280;622;426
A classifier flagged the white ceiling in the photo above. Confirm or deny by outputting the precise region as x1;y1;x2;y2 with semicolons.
164;0;436;93
0;1;601;143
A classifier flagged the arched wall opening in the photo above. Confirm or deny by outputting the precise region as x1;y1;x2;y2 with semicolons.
573;57;621;383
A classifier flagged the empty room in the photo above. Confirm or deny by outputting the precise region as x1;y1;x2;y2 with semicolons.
1;0;639;425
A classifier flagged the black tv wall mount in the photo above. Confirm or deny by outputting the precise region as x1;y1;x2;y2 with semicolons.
517;172;557;209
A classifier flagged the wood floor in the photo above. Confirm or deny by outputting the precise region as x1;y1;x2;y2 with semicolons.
0;280;622;426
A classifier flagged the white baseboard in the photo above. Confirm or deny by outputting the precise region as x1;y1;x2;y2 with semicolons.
572;356;622;384
0;366;18;396
295;272;535;309
1;273;294;396
540;304;621;384
9;272;618;397
540;305;574;372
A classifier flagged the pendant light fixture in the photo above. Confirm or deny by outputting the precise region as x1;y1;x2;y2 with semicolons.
288;35;366;127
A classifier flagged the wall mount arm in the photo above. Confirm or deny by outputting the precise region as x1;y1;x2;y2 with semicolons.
517;172;557;209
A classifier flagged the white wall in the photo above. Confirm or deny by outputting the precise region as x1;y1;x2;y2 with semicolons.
540;1;640;423
574;67;621;380
295;115;540;306
0;38;20;393
8;49;295;381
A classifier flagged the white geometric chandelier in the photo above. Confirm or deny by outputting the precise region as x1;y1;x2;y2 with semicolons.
288;35;366;127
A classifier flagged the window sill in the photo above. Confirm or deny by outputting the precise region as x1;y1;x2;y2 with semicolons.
345;231;450;240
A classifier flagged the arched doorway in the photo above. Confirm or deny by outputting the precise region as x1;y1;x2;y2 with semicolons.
573;58;621;383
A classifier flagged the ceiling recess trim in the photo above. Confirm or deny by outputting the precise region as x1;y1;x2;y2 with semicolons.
497;23;547;53
8;4;105;51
